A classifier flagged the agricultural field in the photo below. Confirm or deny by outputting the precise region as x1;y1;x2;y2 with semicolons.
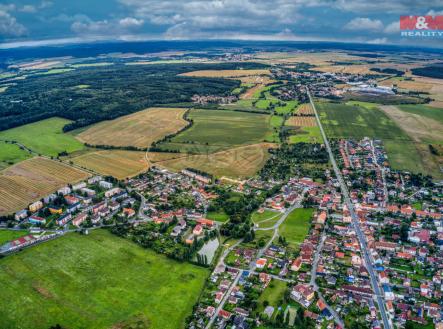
76;108;188;148
0;117;85;157
71;150;148;180
0;229;209;329
275;101;298;115
397;104;443;125
285;116;316;127
317;101;443;178
279;208;313;248
0;157;90;215
295;103;314;115
180;69;270;78
158;110;274;153
154;143;275;179
288;126;322;144
0;142;32;170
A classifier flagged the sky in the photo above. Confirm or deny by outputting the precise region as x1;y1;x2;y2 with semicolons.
1;0;443;48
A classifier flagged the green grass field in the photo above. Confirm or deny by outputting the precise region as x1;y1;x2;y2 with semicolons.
257;280;288;314
275;101;298;115
279;208;313;247
206;210;230;222
317;102;409;141
0;229;208;329
288;126;322;144
252;210;281;223
398;104;443;124
159;109;273;153
0;118;85;157
0;230;29;245
0;142;32;170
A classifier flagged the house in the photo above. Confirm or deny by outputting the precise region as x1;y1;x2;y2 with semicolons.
264;306;274;318
317;211;327;224
80;188;96;197
72;182;86;191
290;257;302;271
185;235;195;244
383;284;394;301
196;218;214;227
14;209;28;221
256;258;267;269
123;208;135;218
57;186;71;196
193;224;203;235
215;291;224;304
88;176;102;184
73;212;88;227
67;202;81;214
109;201;120;211
64;195;79;205
99;181;113;190
218;309;231;320
105;187;121;198
291;284;315;306
206;306;215;317
29;201;43;212
56;213;72;226
48;206;63;215
28;215;45;225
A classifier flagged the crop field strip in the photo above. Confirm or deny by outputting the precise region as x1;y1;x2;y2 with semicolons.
286;116;317;127
295;103;315;115
76;107;188;148
71;150;148;180
0;157;90;215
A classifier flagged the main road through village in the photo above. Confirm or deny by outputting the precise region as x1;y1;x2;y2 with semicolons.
308;88;392;329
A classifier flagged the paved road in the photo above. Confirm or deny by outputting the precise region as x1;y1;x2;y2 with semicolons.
308;89;392;329
310;232;345;328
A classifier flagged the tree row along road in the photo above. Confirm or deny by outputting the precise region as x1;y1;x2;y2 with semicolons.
308;88;392;329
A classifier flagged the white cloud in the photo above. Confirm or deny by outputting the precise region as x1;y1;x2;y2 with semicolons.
19;5;37;13
344;17;384;32
0;10;27;37
427;10;443;16
119;17;144;28
71;16;144;35
367;37;387;44
384;21;399;34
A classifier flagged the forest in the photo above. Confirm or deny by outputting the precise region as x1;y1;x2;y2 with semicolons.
0;62;265;132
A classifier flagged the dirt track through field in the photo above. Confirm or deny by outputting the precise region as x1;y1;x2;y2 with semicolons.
379;105;443;143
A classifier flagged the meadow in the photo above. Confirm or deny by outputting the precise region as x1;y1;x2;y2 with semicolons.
0;229;209;329
0;157;90;215
278;208;313;248
180;69;270;78
0;117;84;157
71;150;148;180
159;110;273;153
154;143;274;178
397;104;443;125
76;107;188;148
0;142;32;170
257;280;288;315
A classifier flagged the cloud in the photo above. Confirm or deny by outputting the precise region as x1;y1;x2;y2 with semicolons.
19;5;37;13
71;16;144;35
384;21;399;34
427;9;443;16
119;17;144;28
344;17;384;32
367;37;387;44
0;10;27;37
335;0;440;14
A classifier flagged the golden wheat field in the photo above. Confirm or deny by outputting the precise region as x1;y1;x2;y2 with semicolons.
76;108;188;148
286;116;317;127
295;103;315;115
153;143;276;178
70;150;148;180
0;157;90;215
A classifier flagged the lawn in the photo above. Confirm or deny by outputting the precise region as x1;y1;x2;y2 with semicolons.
0;229;209;329
279;208;313;247
275;101;298;115
206;210;230;222
0;142;32;170
252;210;281;223
159;109;273;153
0;117;84;157
0;230;29;245
257;279;288;314
288;126;322;144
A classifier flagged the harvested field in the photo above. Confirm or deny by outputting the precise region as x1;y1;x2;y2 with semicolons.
0;157;90;215
295;103;314;115
315;65;374;75
71;150;148;180
154;143;275;178
286;116;317;127
379;105;443;143
180;69;270;78
76;108;188;148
